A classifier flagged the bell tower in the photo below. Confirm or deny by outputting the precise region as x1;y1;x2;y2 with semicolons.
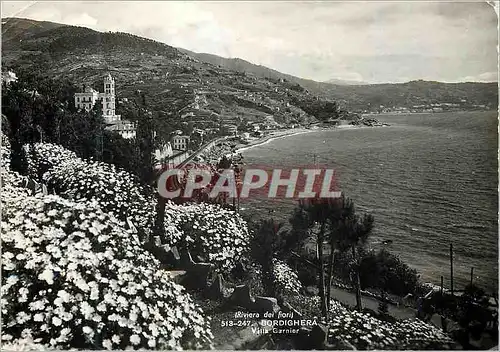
103;73;115;95
102;73;118;121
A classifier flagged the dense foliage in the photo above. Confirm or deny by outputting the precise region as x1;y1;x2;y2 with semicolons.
1;141;213;350
333;248;420;296
1;71;142;177
289;296;453;350
23;142;250;273
168;202;251;273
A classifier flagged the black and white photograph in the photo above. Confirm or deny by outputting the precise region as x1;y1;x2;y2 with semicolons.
0;1;498;350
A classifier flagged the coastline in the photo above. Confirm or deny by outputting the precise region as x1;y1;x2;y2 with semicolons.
233;124;387;155
234;128;317;154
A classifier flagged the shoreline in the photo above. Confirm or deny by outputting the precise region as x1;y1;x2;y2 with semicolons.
234;128;317;154
233;124;387;155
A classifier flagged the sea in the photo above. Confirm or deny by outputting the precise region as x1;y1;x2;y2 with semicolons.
239;111;498;292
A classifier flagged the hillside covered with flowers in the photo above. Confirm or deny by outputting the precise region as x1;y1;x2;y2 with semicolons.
1;137;474;350
2;140;216;349
24;142;251;273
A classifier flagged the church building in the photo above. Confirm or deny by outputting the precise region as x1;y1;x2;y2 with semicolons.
74;73;136;139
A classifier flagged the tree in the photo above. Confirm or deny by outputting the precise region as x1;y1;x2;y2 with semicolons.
324;195;356;311
289;194;374;319
294;197;334;319
58;103;106;160
250;219;283;297
133;91;156;185
378;291;390;316
341;210;374;311
130;91;167;244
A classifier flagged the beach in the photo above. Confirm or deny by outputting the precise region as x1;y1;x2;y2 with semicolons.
234;128;317;154
232;124;389;156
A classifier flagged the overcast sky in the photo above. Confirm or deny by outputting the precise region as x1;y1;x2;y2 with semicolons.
2;1;498;83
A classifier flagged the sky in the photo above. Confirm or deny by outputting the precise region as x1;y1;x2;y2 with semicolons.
1;1;498;83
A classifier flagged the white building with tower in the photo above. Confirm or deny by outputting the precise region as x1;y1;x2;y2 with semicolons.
74;73;136;139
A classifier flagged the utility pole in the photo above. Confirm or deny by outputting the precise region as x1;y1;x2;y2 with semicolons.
450;243;454;296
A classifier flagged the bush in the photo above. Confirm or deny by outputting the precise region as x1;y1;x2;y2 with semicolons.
361;249;419;296
272;259;302;297
167;202;251;273
334;248;419;296
1;170;213;349
305;297;453;349
24;143;252;274
24;143;155;226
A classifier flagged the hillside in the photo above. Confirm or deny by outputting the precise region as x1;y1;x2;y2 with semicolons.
1;17;330;136
2;17;497;128
181;49;498;113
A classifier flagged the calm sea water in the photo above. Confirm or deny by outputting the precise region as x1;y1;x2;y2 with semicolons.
240;112;498;292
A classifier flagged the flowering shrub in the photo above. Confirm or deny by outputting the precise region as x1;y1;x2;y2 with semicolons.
25;143;153;223
167;202;251;273
24;143;183;242
272;259;302;296
23;143;251;273
24;143;78;179
323;298;453;349
2;131;11;171
1;176;213;349
1;336;49;351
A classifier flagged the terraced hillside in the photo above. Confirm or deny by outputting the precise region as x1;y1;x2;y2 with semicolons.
3;17;495;124
2;17;330;130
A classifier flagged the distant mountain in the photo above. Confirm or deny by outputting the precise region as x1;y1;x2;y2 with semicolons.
179;48;498;112
178;48;323;87
312;79;498;112
1;17;65;47
2;17;497;120
179;48;368;87
323;78;368;86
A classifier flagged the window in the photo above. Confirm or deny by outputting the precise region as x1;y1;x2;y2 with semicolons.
77;97;80;102
107;110;111;115
106;84;110;88
106;103;110;108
